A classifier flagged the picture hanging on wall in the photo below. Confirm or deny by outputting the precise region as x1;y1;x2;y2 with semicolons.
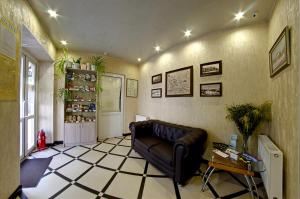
151;88;162;98
165;66;193;97
269;26;290;77
200;82;222;97
126;78;138;97
200;60;222;77
152;73;162;84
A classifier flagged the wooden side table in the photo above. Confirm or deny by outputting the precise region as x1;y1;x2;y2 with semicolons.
201;153;259;199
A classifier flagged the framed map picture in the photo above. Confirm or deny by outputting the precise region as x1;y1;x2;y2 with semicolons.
126;78;138;97
165;66;193;97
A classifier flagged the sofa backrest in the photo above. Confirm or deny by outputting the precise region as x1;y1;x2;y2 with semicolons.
152;120;193;143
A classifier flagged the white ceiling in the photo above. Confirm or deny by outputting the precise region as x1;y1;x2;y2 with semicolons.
28;0;276;63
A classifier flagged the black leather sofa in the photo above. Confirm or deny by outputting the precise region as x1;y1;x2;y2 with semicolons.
129;120;207;184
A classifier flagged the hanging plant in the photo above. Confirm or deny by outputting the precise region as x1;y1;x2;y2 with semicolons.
90;56;105;93
57;88;71;101
54;48;71;76
90;56;105;74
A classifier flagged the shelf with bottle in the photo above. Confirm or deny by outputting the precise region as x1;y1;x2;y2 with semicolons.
66;67;97;74
66;72;97;82
66;95;96;102
66;103;96;113
65;115;96;123
67;85;96;93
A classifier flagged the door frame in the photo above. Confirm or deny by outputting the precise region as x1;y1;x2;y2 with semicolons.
98;73;125;138
20;50;38;160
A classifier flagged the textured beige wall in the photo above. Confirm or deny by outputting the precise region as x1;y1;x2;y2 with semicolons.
138;23;270;151
38;62;54;143
267;0;299;198
54;51;139;141
0;0;55;198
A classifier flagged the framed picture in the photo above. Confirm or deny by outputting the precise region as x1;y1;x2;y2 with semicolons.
126;78;138;97
152;73;162;84
151;88;162;98
165;66;193;97
200;60;222;76
269;26;290;77
200;82;222;97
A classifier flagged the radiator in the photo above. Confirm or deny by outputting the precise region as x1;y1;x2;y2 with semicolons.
258;135;283;199
135;114;150;122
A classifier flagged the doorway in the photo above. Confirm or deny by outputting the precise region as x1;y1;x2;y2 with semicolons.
20;53;37;159
98;73;124;139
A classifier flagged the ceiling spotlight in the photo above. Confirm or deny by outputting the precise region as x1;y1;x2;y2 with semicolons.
234;11;244;21
154;45;161;52
60;40;68;46
137;58;142;62
184;29;192;38
48;9;58;18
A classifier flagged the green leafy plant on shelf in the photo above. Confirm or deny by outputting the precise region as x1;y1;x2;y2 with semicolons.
73;57;81;64
54;48;70;76
226;101;272;152
57;88;71;101
90;56;105;74
90;55;105;93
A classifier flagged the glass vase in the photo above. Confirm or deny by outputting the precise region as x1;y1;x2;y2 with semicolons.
242;135;249;153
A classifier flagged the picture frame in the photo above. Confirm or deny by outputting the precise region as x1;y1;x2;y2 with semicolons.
269;26;290;77
151;88;162;98
126;78;138;98
152;73;162;84
200;60;222;77
200;82;222;97
165;66;193;97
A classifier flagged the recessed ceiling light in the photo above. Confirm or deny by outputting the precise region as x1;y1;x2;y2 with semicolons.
184;29;192;38
154;45;161;52
234;11;244;21
60;40;68;46
48;9;58;18
137;58;141;62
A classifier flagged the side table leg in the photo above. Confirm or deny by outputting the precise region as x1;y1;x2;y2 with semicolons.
251;176;259;198
201;167;215;191
244;175;254;199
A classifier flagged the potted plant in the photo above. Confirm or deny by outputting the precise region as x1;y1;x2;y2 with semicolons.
54;48;71;76
90;56;105;93
226;101;272;152
72;57;81;69
90;56;105;74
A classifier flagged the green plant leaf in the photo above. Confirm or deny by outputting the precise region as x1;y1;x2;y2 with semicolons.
226;101;272;137
57;88;71;101
54;48;69;76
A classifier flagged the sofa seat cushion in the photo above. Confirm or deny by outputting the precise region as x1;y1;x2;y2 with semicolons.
149;142;174;166
134;136;162;151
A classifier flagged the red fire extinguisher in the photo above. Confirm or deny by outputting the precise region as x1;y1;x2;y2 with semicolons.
37;129;46;150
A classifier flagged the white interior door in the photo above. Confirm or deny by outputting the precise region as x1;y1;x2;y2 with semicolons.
98;73;124;139
20;53;37;158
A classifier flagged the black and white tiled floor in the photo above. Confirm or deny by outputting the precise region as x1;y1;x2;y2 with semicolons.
23;136;267;199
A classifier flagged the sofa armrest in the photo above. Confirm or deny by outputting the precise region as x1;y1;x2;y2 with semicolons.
173;130;207;183
129;120;153;145
174;130;207;155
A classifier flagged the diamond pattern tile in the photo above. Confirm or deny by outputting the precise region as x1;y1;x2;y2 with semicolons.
64;146;89;157
22;136;264;199
57;160;91;180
